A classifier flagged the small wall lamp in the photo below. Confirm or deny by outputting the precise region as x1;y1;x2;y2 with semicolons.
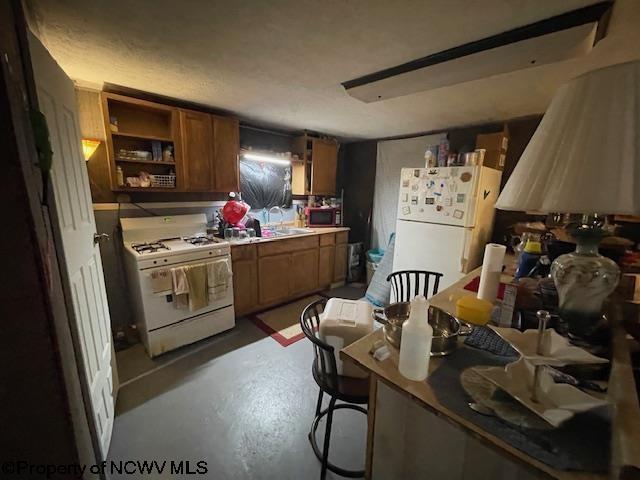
81;139;101;161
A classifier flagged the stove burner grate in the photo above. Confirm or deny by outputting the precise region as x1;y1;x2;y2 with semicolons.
183;234;216;246
131;242;170;254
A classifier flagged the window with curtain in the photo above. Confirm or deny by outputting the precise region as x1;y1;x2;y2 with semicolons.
239;159;292;210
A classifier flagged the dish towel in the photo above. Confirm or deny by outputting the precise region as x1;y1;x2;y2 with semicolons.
185;264;209;312
171;267;190;309
206;258;232;301
150;269;172;293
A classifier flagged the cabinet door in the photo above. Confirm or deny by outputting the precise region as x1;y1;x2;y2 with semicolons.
258;253;291;305
290;248;319;296
212;116;239;192
180;109;213;191
318;245;335;287
333;243;348;282
311;138;338;195
232;259;258;316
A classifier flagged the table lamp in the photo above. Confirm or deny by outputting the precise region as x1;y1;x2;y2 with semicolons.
496;60;640;338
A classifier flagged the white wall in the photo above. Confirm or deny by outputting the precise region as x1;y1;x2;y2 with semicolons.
371;133;445;249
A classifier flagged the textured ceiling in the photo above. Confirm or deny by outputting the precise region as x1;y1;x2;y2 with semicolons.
27;0;640;140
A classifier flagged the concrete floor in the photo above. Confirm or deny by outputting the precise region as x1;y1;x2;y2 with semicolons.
109;316;367;479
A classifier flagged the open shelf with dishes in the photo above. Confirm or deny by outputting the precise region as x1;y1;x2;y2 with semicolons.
102;92;181;190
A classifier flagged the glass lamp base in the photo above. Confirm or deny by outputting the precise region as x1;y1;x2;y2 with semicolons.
550;223;620;339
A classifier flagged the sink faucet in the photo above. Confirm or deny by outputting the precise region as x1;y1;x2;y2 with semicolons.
268;206;284;228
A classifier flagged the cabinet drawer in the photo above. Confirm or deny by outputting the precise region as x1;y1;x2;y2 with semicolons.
319;233;335;246
231;244;257;261
258;235;319;256
336;231;349;244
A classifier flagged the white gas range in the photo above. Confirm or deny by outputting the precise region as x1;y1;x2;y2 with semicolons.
121;214;235;357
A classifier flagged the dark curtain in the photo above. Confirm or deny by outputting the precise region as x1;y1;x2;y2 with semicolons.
239;159;292;210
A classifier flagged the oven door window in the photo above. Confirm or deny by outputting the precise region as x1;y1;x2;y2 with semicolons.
310;210;334;225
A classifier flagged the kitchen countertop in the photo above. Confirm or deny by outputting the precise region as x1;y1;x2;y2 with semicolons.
229;226;349;247
341;268;640;479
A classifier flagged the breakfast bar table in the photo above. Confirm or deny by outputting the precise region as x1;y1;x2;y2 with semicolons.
340;268;640;480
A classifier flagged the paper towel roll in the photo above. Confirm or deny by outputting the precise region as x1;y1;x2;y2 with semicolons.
477;243;507;302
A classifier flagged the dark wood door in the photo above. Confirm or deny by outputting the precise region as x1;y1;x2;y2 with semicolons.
232;259;258;316
318;245;335;287
212;116;239;192
258;253;291;305
333;243;348;282
180;109;213;191
290;248;319;296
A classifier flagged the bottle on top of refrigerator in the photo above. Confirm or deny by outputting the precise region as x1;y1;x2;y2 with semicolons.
398;296;433;381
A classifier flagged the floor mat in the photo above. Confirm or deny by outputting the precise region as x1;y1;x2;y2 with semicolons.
251;295;323;347
320;282;367;301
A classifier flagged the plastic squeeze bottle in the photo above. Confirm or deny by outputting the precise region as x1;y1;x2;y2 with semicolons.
398;296;433;381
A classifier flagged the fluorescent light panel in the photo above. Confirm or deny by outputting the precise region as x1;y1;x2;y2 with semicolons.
242;152;291;165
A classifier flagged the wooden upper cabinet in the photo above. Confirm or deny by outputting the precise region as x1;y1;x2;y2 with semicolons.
212;116;239;193
292;134;339;195
311;138;338;195
179;109;213;191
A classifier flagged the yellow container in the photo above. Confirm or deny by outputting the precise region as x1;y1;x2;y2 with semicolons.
456;296;493;325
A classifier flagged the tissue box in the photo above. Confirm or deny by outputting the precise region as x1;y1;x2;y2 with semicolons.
320;298;373;378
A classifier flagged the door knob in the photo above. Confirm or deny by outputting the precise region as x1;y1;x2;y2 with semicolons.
93;233;110;245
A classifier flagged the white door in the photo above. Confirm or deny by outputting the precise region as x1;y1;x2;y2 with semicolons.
392;219;470;295
29;34;114;457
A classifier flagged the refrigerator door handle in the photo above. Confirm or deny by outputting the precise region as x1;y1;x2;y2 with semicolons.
460;227;473;273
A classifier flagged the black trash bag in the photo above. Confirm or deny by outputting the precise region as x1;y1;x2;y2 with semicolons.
239;159;292;210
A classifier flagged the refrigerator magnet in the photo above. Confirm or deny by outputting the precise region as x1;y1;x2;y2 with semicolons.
401;193;408;202
402;206;411;215
444;197;453;206
425;197;435;205
411;196;418;205
457;193;465;203
460;172;472;182
453;209;464;219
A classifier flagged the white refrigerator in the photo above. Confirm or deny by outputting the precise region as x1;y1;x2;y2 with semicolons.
392;166;502;295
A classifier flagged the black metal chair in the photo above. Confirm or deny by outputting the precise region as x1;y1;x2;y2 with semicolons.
300;299;368;479
387;270;444;302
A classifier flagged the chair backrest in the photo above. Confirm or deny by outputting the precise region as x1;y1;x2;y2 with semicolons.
387;270;444;303
300;299;340;387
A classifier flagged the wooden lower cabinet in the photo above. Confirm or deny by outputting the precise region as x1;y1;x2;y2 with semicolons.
258;253;291;305
319;245;335;287
231;231;349;316
232;259;258;316
334;242;348;282
290;248;319;296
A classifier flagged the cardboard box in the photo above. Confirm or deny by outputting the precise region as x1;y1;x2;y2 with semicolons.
475;127;509;171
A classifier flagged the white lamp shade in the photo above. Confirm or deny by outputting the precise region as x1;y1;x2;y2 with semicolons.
496;60;640;215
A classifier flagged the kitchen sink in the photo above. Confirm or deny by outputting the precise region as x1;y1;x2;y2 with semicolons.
273;227;314;237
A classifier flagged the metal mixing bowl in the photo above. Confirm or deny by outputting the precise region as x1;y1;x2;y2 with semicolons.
373;303;472;356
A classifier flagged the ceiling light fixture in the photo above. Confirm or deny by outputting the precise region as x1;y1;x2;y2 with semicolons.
242;152;291;166
342;2;612;103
